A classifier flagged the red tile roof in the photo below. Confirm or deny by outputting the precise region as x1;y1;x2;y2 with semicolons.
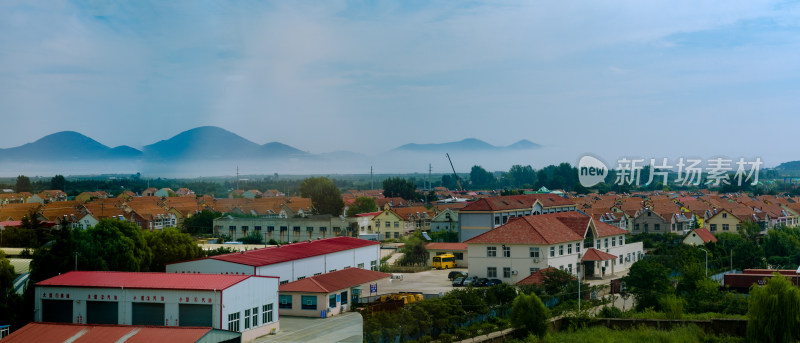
581;248;617;261
594;220;628;237
464;212;586;245
460;194;574;212
516;267;568;286
426;242;468;251
191;237;380;267
36;271;255;291
279;268;390;293
2;323;216;343
689;228;717;243
355;211;382;218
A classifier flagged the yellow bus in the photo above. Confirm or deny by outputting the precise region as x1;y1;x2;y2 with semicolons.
432;253;456;269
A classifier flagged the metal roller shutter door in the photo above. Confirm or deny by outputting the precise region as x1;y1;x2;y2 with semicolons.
131;303;165;326
87;301;119;324
179;304;213;327
42;300;73;323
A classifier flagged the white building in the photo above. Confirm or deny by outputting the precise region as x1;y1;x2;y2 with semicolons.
465;211;644;284
35;271;279;343
278;268;391;318
167;237;381;284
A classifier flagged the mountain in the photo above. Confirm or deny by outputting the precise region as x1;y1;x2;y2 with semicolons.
775;161;800;171
258;142;309;158
143;126;261;160
393;138;540;152
0;131;142;161
506;139;541;149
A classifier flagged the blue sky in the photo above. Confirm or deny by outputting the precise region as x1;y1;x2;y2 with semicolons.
2;0;800;168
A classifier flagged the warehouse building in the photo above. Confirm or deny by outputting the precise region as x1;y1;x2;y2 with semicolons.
167;237;380;284
3;322;241;343
35;271;279;342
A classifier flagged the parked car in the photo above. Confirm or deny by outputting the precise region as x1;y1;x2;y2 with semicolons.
473;278;489;287
452;277;465;287
485;279;503;287
448;271;466;281
462;276;478;287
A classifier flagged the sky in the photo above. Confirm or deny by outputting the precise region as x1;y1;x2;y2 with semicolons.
2;0;800;171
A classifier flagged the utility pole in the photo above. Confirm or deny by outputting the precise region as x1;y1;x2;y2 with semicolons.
370;166;374;190
74;252;78;271
428;164;432;191
236;166;240;190
578;264;581;312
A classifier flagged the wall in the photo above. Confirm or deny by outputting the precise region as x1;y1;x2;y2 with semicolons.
467;242;582;284
166;258;254;275
222;276;280;342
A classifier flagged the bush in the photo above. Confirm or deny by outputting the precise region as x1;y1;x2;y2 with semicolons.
659;294;684;319
510;293;549;338
597;306;623;318
747;273;800;342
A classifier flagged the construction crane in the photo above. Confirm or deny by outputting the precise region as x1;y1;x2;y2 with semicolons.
445;153;463;192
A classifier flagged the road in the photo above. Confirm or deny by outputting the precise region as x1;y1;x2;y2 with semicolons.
254;312;363;343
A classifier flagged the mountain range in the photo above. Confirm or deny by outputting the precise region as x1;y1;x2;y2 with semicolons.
0;126;541;162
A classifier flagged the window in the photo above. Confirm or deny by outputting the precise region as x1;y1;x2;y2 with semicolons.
242;226;249;233
385;232;391;239
307;226;314;232
262;304;273;324
530;267;540;274
394;221;399;228
228;312;240;331
341;291;348;305
487;267;497;278
568;264;572;273
549;246;555;257
301;296;317;310
612;237;616;247
723;224;729;231
385;221;390;228
371;260;377;270
567;244;572;254
559;245;564;255
329;294;337;308
280;226;287;231
503;214;509;224
358;263;365;269
576;242;581;253
454;252;464;260
293;226;301;232
243;308;252;329
279;280;289;285
634;223;640;231
267;226;274;232
495;215;500;225
320;226;327;232
619;255;623;265
604;238;609;248
710;224;717;232
279;295;292;309
502;246;511;258
394;232;399;238
503;267;511;278
255;226;261;231
487;246;497;257
654;224;660;231
644;224;649;231
621;236;625;245
722;213;727;218
529;247;540;258
647;211;651;216
736;224;742;231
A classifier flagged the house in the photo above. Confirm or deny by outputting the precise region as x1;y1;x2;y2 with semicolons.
372;206;434;240
34;271;279;342
278;268;390;318
154;188;174;198
516;267;561;286
458;194;577;242
682;228;717;246
464;211;643;284
355;211;382;240
705;209;743;234
430;208;459;233
425;242;468;267
630;208;672;234
141;188;157;197
167;237;381;284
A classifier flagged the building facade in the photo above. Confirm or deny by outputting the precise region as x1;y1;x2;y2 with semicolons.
458;194;577;241
213;215;355;242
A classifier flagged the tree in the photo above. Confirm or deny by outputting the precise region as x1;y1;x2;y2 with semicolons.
621;258;673;310
79;219;153;272
747;273;800;342
345;196;378;217
144;228;203;272
0;251;24;332
469;165;496;189
15;175;31;193
382;177;419;201
237;232;264;245
50;174;66;191
20;208;48;247
299;177;344;216
181;210;221;235
398;232;429;266
508;165;536;187
510;292;549;338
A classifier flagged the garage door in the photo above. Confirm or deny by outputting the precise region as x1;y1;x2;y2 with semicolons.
87;301;118;324
42;300;73;323
179;304;212;327
132;303;165;326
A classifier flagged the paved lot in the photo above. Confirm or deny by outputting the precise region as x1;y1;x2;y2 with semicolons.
255;312;362;343
381;267;467;295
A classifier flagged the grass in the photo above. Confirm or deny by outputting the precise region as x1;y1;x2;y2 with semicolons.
524;324;744;343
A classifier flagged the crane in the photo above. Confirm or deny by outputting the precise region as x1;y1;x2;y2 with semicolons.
445;153;463;192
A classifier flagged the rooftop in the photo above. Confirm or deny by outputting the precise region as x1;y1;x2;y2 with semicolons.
2;322;233;343
279;268;390;293
36;271;256;291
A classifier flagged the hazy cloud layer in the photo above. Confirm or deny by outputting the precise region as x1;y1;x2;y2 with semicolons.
2;1;799;173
